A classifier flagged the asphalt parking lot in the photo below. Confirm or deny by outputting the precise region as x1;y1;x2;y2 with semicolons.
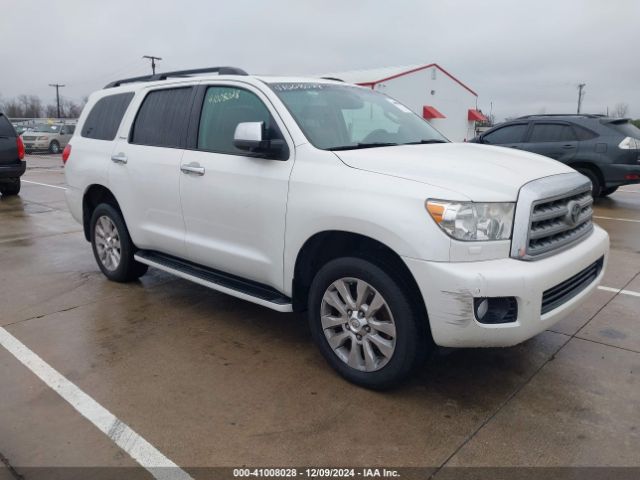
1;154;639;479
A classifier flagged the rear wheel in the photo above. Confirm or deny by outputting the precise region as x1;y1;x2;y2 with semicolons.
308;257;430;389
0;178;21;196
49;141;60;154
90;203;148;282
576;167;601;197
600;186;618;197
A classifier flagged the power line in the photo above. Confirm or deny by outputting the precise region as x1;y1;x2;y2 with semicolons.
577;83;586;114
48;83;65;118
142;55;162;75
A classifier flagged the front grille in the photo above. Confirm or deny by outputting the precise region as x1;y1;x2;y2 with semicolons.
22;136;36;141
541;256;604;315
527;189;593;257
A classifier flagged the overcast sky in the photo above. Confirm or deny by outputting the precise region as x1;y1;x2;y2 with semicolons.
1;0;638;121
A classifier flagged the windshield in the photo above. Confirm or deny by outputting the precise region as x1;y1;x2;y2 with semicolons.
270;83;448;150
33;124;60;133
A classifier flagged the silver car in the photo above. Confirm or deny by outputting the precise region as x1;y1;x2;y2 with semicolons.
21;123;75;154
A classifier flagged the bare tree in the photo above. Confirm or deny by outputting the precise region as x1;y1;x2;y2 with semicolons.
4;99;23;117
613;103;629;118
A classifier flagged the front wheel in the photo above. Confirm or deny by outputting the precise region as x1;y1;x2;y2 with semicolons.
0;178;21;196
49;141;60;154
308;257;430;389
90;203;148;282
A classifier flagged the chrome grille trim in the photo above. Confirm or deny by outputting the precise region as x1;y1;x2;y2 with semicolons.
511;173;593;261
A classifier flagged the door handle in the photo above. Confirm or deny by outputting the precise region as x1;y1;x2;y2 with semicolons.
180;163;205;176
562;144;576;149
111;153;128;164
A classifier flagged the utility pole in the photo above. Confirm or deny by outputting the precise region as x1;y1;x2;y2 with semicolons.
143;55;162;75
577;83;586;114
49;83;65;118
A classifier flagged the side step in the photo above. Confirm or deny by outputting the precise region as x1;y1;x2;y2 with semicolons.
134;250;292;312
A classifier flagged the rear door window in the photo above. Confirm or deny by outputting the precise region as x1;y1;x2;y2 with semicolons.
573;125;597;140
81;92;134;141
131;87;193;148
482;124;528;144
529;123;577;142
0;114;16;137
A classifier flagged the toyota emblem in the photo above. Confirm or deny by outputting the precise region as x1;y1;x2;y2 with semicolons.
565;201;582;226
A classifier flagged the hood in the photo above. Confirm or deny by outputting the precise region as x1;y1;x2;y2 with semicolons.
333;143;573;202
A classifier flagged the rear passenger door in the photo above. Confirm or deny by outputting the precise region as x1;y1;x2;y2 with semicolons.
109;86;195;257
524;122;578;162
179;83;294;291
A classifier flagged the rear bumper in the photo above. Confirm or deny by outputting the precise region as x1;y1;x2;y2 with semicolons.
0;160;26;179
403;225;609;348
600;163;640;187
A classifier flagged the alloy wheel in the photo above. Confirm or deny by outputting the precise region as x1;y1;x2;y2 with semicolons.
94;215;121;271
320;277;396;372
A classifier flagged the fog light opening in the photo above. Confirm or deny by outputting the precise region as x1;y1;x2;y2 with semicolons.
473;297;518;324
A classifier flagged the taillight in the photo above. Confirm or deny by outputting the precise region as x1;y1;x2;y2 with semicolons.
16;136;25;160
62;144;72;164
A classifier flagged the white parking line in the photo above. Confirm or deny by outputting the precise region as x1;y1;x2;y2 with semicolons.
593;215;640;224
598;285;640;298
0;327;192;480
22;180;67;190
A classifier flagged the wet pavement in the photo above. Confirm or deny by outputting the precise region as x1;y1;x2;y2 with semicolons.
1;154;639;478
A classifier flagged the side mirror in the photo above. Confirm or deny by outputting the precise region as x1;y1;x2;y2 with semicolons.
233;122;286;159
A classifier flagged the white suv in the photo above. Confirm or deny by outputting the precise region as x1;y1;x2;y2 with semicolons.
64;66;609;388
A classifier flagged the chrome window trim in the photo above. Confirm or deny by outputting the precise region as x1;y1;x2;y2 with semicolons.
511;172;592;261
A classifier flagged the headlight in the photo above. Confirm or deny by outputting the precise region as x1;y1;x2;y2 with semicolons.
37;136;48;140
426;200;515;241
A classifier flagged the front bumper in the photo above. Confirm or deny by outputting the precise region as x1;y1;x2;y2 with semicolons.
0;160;26;179
23;141;50;151
404;225;609;348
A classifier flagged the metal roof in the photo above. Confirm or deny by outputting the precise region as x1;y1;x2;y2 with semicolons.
320;63;478;96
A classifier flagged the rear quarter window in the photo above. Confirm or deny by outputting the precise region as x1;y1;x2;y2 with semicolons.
81;92;134;141
0;114;16;137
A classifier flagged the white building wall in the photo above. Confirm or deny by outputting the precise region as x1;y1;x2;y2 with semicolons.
370;66;478;142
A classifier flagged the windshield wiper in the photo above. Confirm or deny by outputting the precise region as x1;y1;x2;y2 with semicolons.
328;142;399;151
403;139;447;145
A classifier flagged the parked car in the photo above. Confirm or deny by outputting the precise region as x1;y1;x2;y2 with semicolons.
12;124;31;136
472;114;640;197
0;112;26;196
21;123;75;154
63;67;609;388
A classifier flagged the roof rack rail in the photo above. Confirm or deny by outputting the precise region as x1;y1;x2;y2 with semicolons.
104;66;249;89
516;113;604;119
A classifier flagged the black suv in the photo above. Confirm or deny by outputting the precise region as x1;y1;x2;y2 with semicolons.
472;114;640;197
0;112;26;196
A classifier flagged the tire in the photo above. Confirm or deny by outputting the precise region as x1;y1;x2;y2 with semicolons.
308;257;430;390
90;203;148;282
576;167;601;197
49;141;60;154
600;186;618;197
0;178;21;196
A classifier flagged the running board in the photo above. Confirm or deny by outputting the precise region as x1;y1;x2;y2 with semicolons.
134;250;292;312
